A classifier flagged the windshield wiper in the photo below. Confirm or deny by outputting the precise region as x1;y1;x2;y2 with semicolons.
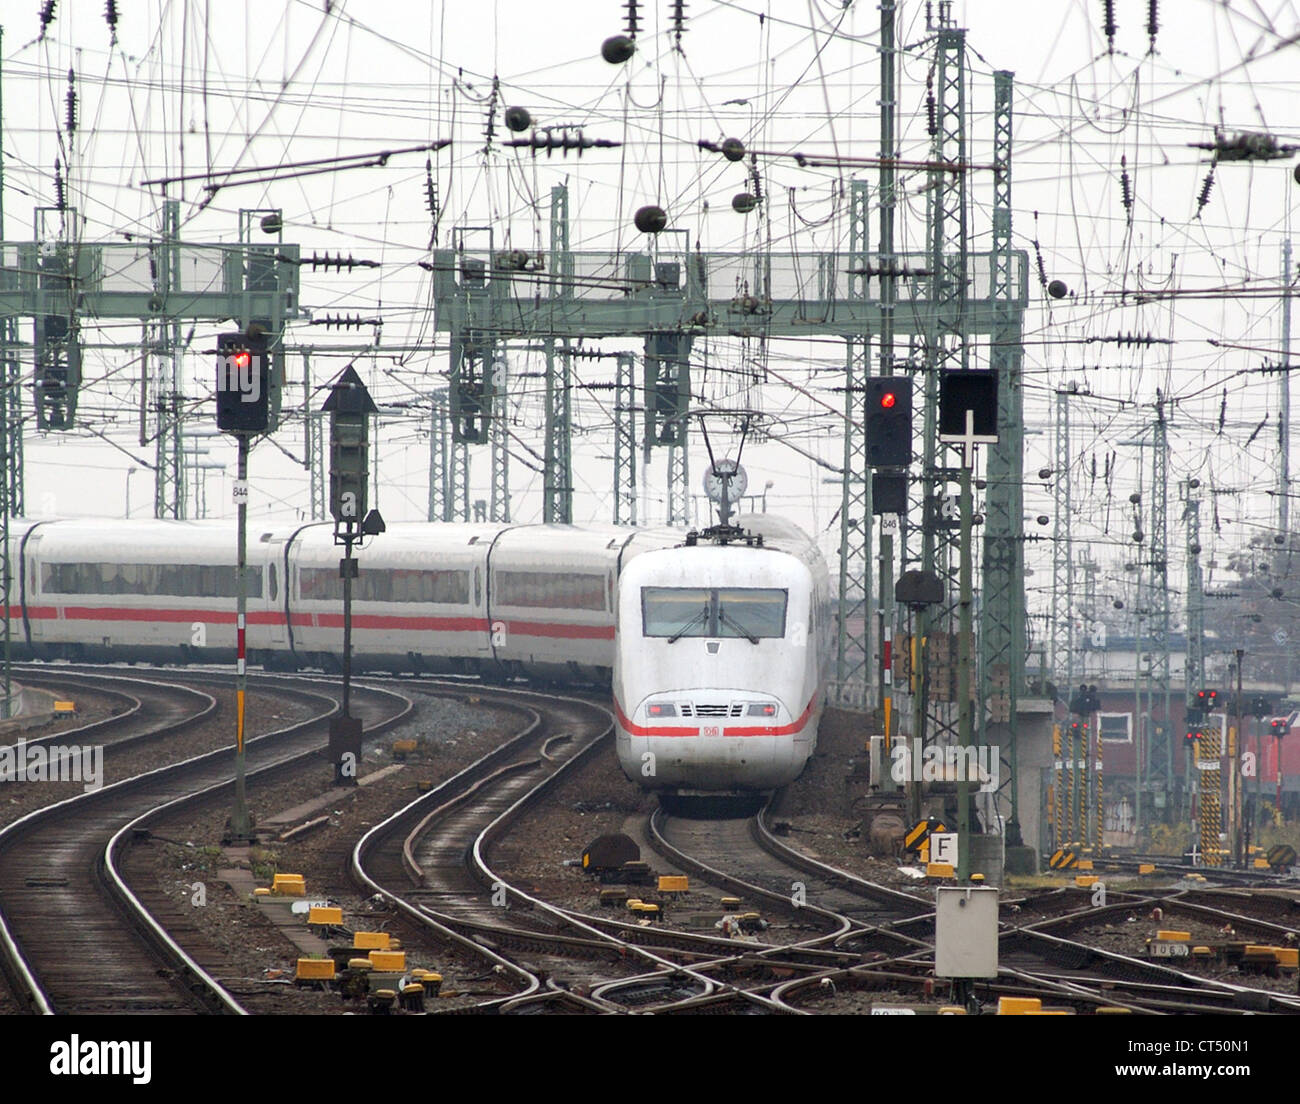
717;608;759;644
667;605;711;644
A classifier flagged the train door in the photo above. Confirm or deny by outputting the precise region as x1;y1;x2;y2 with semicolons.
261;539;289;647
20;529;46;645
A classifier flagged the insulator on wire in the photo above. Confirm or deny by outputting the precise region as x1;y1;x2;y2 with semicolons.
39;2;56;40
53;159;66;210
105;0;118;40
1218;388;1227;433
623;0;640;37
1103;331;1167;348
748;154;763;201
1102;0;1116;53
1146;0;1159;51
504;127;621;157
307;252;381;272
482;77;499;151
1033;236;1049;289
1195;168;1215;217
671;0;687;49
65;69;77;136
1119;154;1132;216
925;82;936;137
309;314;382;331
424;158;439;217
1246;414;1268;447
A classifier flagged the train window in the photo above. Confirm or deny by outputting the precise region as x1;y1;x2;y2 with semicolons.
474;567;482;606
642;587;787;640
642;588;712;638
268;563;278;603
715;588;787;639
494;570;606;611
40;561;263;599
298;566;469;604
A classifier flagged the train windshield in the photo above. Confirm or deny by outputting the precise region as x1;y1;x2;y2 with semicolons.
642;587;787;641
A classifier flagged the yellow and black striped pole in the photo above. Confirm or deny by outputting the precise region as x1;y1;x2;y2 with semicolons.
1052;722;1063;852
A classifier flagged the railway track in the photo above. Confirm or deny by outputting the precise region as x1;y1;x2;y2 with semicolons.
10;668;219;754
6;665;1295;1017
352;682;814;1014
0;668;411;1014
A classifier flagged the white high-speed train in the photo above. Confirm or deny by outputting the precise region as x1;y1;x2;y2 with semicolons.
4;513;830;793
4;516;677;680
612;515;832;795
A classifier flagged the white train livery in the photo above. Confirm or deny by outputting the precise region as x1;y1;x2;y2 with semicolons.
5;513;830;794
612;515;832;795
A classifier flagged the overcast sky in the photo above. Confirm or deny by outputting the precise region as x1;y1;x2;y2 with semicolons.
4;0;1300;640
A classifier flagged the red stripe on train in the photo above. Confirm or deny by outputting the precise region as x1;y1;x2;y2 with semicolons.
12;605;613;640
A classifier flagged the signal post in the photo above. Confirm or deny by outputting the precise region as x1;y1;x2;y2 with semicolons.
323;366;383;785
937;371;998;883
215;328;278;844
865;378;912;784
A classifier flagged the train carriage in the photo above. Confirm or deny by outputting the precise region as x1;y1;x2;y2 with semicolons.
13;518;278;664
3;513;830;795
281;521;500;675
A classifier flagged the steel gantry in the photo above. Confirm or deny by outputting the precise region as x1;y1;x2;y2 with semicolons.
1050;388;1075;690
1182;478;1205;823
426;389;469;522
1145;396;1174;816
0;211;302;518
545;187;574;524
426;81;1027;703
489;340;511;523
836;179;874;710
980;68;1028;839
614;351;638;525
913;20;971;758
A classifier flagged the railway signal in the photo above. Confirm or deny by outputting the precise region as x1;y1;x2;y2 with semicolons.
323;365;377;526
34;312;82;430
324;367;381;786
1069;683;1101;715
215;327;279;843
865;377;912;467
215;331;273;434
1195;687;1220;711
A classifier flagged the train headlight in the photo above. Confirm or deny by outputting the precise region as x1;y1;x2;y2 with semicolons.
647;702;678;718
746;703;777;717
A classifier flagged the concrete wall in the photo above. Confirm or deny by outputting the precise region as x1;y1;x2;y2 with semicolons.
986;697;1057;864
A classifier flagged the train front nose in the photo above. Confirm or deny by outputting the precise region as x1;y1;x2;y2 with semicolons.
617;693;799;792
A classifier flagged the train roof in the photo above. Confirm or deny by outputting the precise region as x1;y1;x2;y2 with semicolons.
18;517;240;561
10;516;689;560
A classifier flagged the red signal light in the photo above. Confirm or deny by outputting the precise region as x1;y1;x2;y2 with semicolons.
232;351;251;370
880;391;897;409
